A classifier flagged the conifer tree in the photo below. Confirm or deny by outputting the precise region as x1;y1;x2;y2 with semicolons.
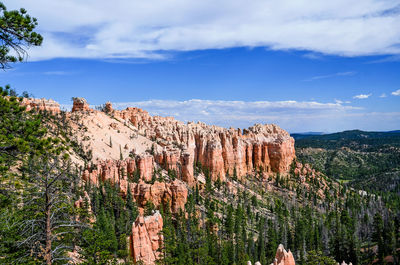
0;2;43;69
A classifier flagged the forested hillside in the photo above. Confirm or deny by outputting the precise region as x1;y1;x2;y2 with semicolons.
294;131;400;194
1;89;399;264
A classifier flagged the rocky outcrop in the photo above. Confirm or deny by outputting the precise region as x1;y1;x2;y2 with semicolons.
271;244;295;265
82;158;187;213
293;161;328;199
105;101;113;113
246;244;296;265
111;106;295;185
20;97;60;113
48;98;295;189
130;211;163;265
72;97;90;112
131;180;188;213
82;157;153;187
74;191;95;223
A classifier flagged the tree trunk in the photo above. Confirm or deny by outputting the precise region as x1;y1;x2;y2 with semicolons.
45;190;52;265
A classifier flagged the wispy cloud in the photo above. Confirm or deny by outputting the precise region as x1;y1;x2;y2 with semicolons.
353;93;372;99
392;89;400;96
43;71;74;75
334;99;352;104
379;93;387;98
368;55;400;63
302;53;324;60
304;71;356;82
7;0;400;60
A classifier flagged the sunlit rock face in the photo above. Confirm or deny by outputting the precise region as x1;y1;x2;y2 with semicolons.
20;97;60;113
130;211;163;265
271;244;296;265
72;97;90;112
111;105;296;185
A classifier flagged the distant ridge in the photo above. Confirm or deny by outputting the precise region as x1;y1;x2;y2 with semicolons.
292;129;400;141
293;129;400;149
290;132;324;140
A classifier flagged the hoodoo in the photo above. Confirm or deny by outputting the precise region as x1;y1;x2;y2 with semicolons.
130;211;163;265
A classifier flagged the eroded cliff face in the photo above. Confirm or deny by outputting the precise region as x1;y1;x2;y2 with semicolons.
82;159;188;213
32;97;295;217
108;103;296;185
20;97;60;113
130;211;163;265
21;97;296;188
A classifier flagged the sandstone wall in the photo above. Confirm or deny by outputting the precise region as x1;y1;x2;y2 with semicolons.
111;106;296;185
82;158;187;213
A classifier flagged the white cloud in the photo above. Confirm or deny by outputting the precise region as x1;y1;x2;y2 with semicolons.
57;99;400;132
379;93;387;98
106;99;366;131
6;0;400;60
353;93;372;99
392;89;400;96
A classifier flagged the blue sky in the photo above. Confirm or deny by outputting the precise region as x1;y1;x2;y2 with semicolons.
1;0;400;132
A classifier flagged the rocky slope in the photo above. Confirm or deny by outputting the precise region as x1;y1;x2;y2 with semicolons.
72;98;295;186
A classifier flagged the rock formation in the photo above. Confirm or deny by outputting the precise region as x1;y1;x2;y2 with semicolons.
339;262;353;265
105;101;113;113
131;180;188;213
20;97;60;113
81;159;188;213
111;106;296;186
82;157;154;186
72;97;90;112
19;96;296;219
271;244;296;265
245;245;296;265
130;211;163;265
74;191;95;223
21;97;296;189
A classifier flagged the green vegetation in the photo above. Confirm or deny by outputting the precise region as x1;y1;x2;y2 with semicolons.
79;182;139;264
0;1;43;69
294;130;400;194
156;167;400;265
